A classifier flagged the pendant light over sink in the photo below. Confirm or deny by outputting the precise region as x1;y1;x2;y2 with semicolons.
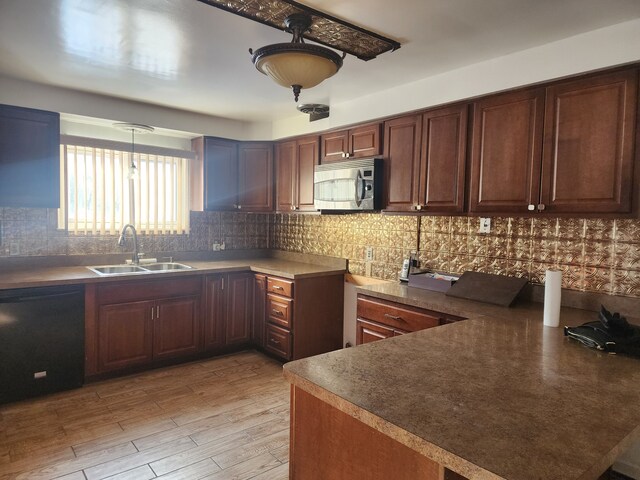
250;13;344;102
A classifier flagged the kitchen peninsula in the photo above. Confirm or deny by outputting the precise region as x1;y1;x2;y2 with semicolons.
284;285;640;480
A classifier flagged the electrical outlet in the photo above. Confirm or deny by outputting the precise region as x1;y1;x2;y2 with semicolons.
365;246;374;262
9;242;19;256
479;217;491;234
212;243;222;251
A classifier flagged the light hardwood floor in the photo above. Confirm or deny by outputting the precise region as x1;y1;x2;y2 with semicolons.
0;351;290;480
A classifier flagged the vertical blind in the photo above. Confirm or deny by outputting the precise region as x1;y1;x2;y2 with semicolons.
59;144;190;235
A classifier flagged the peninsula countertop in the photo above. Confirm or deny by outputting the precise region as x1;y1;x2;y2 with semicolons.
284;289;640;480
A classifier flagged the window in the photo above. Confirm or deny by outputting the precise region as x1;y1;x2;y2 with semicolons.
58;138;190;235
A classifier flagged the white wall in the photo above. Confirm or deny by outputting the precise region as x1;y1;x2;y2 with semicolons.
0;75;252;141
271;18;640;139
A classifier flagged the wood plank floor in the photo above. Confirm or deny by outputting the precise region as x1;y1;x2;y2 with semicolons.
0;351;290;480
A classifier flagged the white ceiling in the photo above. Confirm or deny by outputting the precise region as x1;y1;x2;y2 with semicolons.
1;0;639;124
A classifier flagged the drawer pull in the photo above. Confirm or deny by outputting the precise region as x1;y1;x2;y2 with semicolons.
384;313;403;321
269;337;280;345
273;285;284;291
271;309;283;316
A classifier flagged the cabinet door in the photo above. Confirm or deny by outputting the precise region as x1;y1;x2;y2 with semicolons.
383;115;422;211
349;123;381;159
0;105;60;208
225;273;253;345
203;137;239;211
541;69;638;214
204;275;225;351
356;319;394;345
153;296;200;360
253;274;267;348
238;143;273;212
321;130;349;163
419;104;468;213
469;88;545;214
275;141;295;212
295;136;319;211
98;300;153;372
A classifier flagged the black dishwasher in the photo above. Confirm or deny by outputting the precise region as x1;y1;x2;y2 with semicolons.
0;284;84;404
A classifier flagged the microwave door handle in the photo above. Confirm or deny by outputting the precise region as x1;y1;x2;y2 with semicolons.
355;170;365;207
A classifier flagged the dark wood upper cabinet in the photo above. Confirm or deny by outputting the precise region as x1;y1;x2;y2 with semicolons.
383;114;423;211
321;123;381;162
540;69;638;214
194;137;239;211
275;136;319;212
469;88;545;214
238;142;273;212
275;140;296;212
295;136;319;211
419;104;468;213
0;104;60;208
383;105;467;213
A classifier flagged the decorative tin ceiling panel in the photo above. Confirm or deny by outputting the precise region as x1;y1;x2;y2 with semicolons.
197;0;401;60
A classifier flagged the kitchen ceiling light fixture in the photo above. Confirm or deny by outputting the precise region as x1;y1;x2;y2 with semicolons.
250;13;344;102
113;123;155;180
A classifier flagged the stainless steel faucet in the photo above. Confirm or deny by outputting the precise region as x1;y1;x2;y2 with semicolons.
117;224;139;264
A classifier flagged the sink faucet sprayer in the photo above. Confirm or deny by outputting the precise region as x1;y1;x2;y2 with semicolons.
117;224;140;264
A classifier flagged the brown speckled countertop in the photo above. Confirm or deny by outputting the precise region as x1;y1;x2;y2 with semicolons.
0;254;346;290
284;283;640;480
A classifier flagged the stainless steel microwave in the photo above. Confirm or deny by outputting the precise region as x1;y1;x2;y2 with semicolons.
313;157;382;211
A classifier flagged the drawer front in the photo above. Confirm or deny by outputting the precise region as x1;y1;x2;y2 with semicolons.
265;323;292;360
357;295;441;332
267;277;294;298
267;294;292;328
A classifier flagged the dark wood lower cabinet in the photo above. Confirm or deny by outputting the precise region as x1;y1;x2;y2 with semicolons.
224;273;253;345
204;275;225;350
153;296;200;360
86;271;344;378
252;274;267;348
356;294;465;345
97;300;153;373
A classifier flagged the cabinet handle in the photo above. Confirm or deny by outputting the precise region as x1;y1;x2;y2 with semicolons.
156;306;160;318
384;313;403;321
151;307;154;320
237;205;242;210
345;152;351;158
273;285;284;291
272;309;283;316
221;277;224;290
537;203;546;211
527;204;536;211
290;205;295;211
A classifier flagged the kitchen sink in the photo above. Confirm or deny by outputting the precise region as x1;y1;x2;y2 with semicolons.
89;265;148;275
88;262;195;276
141;262;194;271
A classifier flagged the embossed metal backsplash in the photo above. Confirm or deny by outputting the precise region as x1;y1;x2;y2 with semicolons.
0;209;269;257
270;214;640;299
2;208;638;298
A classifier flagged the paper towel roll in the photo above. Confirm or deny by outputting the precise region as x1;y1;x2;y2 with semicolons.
543;270;562;327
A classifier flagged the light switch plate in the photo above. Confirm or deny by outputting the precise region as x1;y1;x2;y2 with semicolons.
479;218;491;234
